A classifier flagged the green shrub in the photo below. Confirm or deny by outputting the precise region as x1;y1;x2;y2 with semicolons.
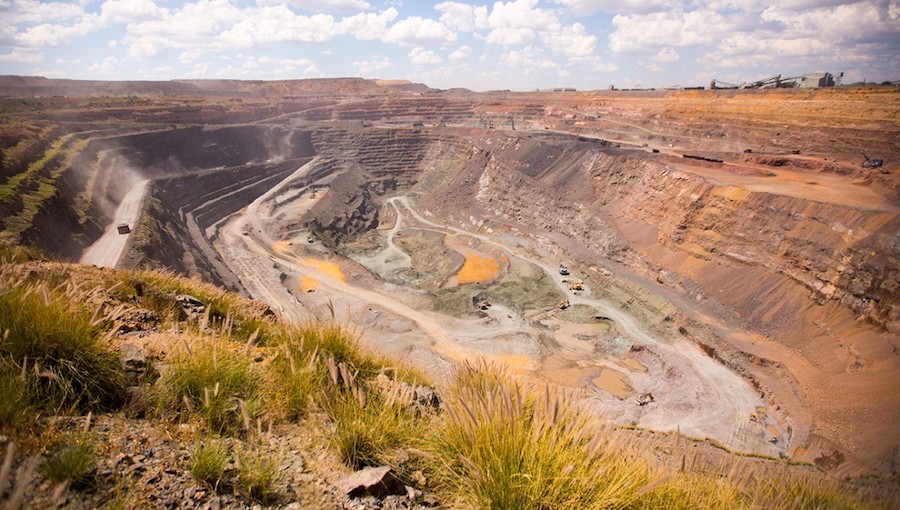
0;280;126;414
190;438;229;489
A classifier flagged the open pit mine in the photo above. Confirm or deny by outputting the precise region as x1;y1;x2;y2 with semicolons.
2;76;898;476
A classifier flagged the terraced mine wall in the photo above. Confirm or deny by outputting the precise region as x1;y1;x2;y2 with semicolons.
297;126;441;248
124;160;308;289
442;131;898;333
18;125;312;261
120;124;438;285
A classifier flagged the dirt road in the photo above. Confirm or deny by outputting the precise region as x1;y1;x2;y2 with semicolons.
80;179;148;268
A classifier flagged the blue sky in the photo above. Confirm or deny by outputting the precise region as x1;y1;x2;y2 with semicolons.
1;0;898;91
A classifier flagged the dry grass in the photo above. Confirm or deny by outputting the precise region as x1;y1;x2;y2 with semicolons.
0;268;126;417
189;438;228;489
152;333;262;435
427;362;650;509
320;355;426;470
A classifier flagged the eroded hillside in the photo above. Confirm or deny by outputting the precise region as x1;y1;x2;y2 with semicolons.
2;79;898;476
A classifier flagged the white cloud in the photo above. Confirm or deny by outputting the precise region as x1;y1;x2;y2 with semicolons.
487;0;557;30
499;44;555;70
551;0;675;16
384;16;457;45
353;56;391;74
540;22;596;58
409;46;442;65
219;7;337;46
485;26;534;45
191;62;209;76
101;0;168;23
87;56;121;77
264;0;371;11
448;44;472;60
609;9;730;53
17;13;103;47
334;8;398;40
3;0;86;24
434;1;488;31
653;47;679;63
0;48;43;63
257;55;322;76
123;0;244;57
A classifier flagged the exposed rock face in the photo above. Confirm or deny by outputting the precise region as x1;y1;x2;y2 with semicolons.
436;132;899;334
304;166;380;249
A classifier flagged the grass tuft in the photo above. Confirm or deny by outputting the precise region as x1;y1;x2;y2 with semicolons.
268;339;322;421
428;361;650;510
39;442;94;488
321;357;425;470
153;335;261;435
235;445;277;502
0;274;126;415
190;438;229;489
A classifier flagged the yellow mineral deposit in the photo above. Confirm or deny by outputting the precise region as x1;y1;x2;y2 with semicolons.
302;258;346;282
299;276;320;292
456;253;500;284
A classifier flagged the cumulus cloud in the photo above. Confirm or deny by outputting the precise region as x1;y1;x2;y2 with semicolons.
335;8;398;40
551;0;676;16
353;56;391;74
17;13;103;47
448;44;472;60
499;44;555;70
409;46;442;65
435;1;488;31
3;0;86;24
485;26;534;45
0;48;43;63
540;22;596;58
87;56;121;77
384;16;457;45
257;55;322;76
609;9;730;54
219;7;336;47
260;0;371;11
101;0;168;23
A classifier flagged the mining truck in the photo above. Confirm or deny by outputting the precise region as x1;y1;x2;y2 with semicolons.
117;223;131;234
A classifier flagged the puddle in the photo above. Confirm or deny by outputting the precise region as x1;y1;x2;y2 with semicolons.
593;368;633;399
